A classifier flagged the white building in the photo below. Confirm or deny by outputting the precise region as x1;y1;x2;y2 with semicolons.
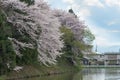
83;52;120;65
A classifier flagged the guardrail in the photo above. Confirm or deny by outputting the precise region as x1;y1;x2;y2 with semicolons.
83;65;120;68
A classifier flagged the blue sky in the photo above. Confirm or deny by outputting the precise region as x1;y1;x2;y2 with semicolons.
45;0;120;53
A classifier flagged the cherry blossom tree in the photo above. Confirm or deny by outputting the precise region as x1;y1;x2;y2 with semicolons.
1;0;63;65
53;9;86;42
54;9;94;65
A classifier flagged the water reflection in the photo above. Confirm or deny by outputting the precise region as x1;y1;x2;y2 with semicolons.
23;68;120;80
81;68;105;80
74;68;120;80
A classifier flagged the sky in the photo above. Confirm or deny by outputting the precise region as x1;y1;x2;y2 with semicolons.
44;0;120;53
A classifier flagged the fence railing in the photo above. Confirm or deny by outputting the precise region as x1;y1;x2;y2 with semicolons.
83;65;120;68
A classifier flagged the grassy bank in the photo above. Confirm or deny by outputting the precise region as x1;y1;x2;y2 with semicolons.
5;57;78;80
0;75;6;80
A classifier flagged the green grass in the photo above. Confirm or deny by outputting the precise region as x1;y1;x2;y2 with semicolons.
0;75;6;80
6;57;78;80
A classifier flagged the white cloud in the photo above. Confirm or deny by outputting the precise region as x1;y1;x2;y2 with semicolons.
83;0;104;8
109;30;120;33
88;25;120;48
107;21;117;26
94;36;120;47
67;4;80;11
66;3;91;19
62;0;74;4
105;0;120;7
107;20;120;27
89;25;110;47
95;36;110;47
76;8;91;19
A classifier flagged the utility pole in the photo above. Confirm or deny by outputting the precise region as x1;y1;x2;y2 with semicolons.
95;45;98;52
119;48;120;53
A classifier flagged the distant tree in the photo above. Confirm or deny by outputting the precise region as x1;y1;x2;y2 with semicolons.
19;0;34;5
60;26;84;66
69;8;74;14
83;28;95;45
68;8;77;18
83;28;95;52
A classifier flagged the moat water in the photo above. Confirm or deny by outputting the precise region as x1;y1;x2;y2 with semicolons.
24;68;120;80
